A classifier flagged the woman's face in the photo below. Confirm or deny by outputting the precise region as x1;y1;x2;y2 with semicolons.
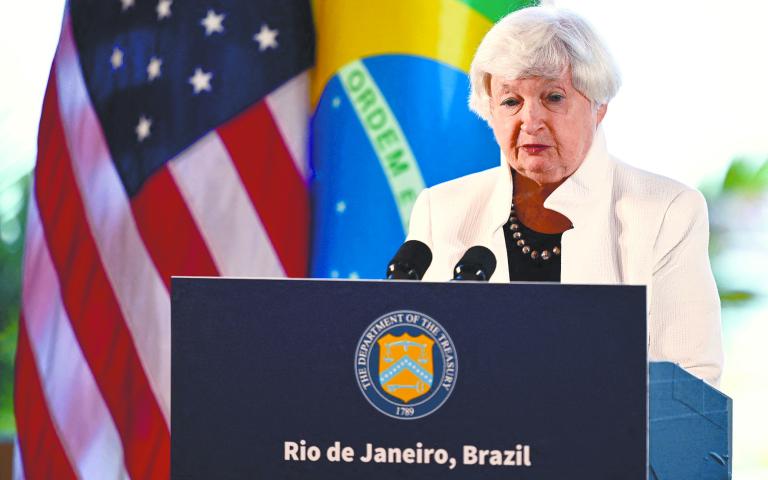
488;69;607;186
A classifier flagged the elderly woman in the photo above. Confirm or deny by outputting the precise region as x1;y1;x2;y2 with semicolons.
406;7;723;386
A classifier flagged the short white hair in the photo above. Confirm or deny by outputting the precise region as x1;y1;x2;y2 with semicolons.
468;6;621;121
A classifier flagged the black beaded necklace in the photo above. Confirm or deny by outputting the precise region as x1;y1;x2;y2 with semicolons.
507;202;562;262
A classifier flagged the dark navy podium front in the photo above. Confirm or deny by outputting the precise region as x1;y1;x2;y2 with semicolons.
171;278;654;479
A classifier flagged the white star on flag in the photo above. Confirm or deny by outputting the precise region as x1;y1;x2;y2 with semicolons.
120;0;135;11
135;115;152;142
188;67;213;94
253;24;279;51
201;10;225;36
147;57;162;81
110;47;124;69
157;0;172;20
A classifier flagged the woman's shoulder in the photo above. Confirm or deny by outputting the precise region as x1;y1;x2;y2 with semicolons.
612;159;709;251
613;158;705;207
425;166;503;199
407;166;504;247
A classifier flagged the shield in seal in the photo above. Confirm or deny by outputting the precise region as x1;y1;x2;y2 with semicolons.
377;333;435;403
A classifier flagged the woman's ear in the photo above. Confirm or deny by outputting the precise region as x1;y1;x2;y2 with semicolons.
596;103;608;126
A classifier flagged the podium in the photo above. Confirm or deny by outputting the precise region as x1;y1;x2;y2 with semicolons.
171;278;732;479
649;363;732;479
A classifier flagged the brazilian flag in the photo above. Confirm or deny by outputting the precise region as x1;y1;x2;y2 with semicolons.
310;0;533;279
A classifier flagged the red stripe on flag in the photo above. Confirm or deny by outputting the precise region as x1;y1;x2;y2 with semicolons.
15;315;78;480
217;101;309;277
35;74;170;479
132;165;220;289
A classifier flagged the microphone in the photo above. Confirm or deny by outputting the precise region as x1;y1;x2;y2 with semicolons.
385;240;433;280
453;246;496;281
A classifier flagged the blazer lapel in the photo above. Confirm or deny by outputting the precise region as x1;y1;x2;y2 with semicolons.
482;128;622;284
545;129;622;284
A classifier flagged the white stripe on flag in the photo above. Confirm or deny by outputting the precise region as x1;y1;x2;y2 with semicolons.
54;15;171;422
12;436;23;480
168;132;285;277
23;197;130;480
265;71;310;180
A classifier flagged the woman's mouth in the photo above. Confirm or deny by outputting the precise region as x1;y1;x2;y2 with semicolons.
520;144;551;155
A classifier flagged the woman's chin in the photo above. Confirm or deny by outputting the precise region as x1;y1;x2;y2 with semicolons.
514;163;566;186
525;173;563;186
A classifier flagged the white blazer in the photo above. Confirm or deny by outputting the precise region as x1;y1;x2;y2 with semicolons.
406;130;724;386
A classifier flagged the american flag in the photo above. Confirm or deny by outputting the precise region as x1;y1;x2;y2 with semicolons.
15;0;314;477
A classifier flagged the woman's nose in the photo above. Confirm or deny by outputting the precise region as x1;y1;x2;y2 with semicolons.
519;102;545;133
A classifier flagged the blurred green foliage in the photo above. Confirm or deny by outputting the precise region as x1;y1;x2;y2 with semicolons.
704;157;768;306
722;158;768;195
0;173;28;435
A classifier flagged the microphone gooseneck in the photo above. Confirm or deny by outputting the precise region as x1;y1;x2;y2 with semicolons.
385;240;433;280
452;246;496;281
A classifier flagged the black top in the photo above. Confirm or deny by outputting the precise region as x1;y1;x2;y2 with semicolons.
503;220;563;282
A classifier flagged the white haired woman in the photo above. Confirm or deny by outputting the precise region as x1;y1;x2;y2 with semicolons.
406;7;723;385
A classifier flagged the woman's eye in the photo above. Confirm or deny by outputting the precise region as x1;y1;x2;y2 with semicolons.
546;93;565;103
501;98;520;107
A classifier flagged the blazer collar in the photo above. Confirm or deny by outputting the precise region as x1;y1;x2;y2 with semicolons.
544;128;613;226
488;128;613;231
484;128;618;284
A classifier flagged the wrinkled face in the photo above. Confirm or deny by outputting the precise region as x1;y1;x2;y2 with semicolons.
488;69;607;186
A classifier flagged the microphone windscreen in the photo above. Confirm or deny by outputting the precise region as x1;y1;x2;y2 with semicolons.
453;246;496;281
386;240;433;280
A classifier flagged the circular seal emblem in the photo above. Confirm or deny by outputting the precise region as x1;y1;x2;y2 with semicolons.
354;310;458;420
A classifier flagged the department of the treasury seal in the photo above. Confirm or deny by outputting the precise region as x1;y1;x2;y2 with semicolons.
354;310;458;420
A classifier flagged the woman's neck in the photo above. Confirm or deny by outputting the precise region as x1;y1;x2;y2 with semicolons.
512;173;573;234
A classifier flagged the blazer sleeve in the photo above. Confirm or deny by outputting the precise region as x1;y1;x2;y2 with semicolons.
648;189;724;386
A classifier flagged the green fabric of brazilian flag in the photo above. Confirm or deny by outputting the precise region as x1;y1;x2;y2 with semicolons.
310;0;534;279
